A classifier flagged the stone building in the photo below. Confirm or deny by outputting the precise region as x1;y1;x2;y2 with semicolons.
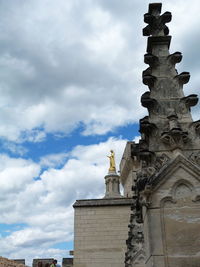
13;259;26;265
32;258;54;267
73;153;132;267
73;3;200;267
125;3;200;267
62;258;73;267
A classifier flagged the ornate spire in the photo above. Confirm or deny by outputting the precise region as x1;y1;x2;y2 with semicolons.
139;1;200;210
137;2;199;159
125;3;200;266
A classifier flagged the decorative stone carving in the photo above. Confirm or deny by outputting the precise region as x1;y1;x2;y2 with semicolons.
144;53;158;66
154;153;170;170
125;3;200;267
142;73;156;89
161;129;188;149
125;200;145;267
188;151;200;166
160;114;189;149
167;51;182;64
139;116;157;136
141;91;158;114
174;71;190;85
136;153;170;191
143;3;171;37
192;120;200;135
168;114;180;130
181;94;198;108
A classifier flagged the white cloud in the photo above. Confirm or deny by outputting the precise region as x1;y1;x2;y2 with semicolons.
40;153;69;168
0;137;127;263
0;155;40;194
0;0;198;142
1;141;28;156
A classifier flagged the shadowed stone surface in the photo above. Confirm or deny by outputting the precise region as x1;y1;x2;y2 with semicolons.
62;258;73;267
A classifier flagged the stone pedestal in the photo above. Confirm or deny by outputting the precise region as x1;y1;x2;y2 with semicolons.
104;170;122;198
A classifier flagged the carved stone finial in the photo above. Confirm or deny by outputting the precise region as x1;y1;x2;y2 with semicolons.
143;3;171;37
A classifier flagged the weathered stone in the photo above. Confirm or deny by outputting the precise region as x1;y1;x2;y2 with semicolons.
0;257;26;267
73;198;132;267
104;170;122;199
32;258;54;267
124;3;200;267
62;258;73;267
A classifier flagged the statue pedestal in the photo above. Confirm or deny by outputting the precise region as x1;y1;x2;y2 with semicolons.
104;170;122;198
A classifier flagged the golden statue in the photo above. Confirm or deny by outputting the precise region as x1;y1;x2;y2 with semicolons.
107;150;116;172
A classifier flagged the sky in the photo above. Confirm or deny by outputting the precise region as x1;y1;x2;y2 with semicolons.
0;0;199;265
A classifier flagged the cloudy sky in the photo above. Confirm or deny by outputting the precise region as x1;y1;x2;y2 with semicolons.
0;0;199;265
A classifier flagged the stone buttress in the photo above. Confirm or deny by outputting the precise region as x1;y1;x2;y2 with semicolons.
124;3;200;267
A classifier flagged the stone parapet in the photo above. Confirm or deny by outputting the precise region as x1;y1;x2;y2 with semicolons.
73;197;132;208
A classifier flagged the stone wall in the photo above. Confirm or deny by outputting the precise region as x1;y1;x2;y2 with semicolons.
73;198;132;267
120;141;140;198
0;257;74;267
0;257;26;267
32;258;54;267
62;258;73;267
143;155;200;267
13;260;26;265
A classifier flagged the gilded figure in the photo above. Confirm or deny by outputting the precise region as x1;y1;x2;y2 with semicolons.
107;150;116;171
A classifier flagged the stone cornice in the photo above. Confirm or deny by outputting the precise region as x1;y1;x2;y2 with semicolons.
73;197;133;208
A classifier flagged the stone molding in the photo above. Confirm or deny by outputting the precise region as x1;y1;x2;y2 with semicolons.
73;197;133;208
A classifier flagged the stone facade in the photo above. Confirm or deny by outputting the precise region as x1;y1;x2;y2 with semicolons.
32;258;54;267
0;257;26;267
143;155;200;267
62;258;73;267
73;198;132;267
0;258;73;267
13;259;26;265
124;3;200;267
120;142;139;198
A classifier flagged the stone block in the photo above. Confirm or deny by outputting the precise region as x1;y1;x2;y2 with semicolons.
73;198;131;267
